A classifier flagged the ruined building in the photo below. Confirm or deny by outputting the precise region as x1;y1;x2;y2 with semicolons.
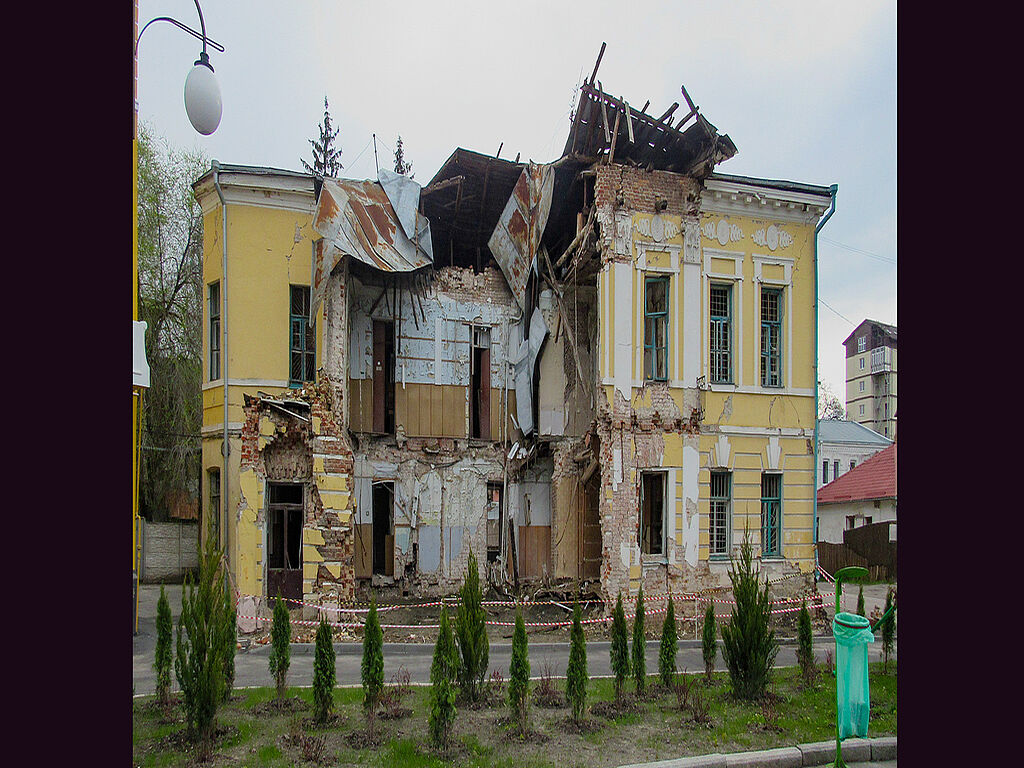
194;58;837;617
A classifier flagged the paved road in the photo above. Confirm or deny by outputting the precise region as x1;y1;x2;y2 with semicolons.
133;584;894;696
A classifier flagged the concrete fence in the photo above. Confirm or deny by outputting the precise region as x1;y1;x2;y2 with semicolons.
139;519;199;583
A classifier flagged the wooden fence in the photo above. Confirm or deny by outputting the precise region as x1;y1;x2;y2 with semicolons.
818;520;896;581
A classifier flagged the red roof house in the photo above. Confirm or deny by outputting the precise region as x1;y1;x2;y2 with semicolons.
816;442;896;543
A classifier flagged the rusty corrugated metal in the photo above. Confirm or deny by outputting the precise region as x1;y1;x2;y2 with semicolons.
487;162;554;311
310;177;433;322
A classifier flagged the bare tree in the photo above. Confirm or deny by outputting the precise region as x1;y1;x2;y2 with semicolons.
818;380;846;420
136;123;206;521
302;96;343;179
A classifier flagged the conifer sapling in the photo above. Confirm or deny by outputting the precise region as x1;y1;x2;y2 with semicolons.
269;594;291;702
609;592;629;701
631;585;647;695
702;602;717;683
796;598;815;686
454;551;489;701
428;606;458;749
362;598;384;736
565;601;588;722
508;607;530;730
313;615;336;723
155;584;173;711
659;595;678;688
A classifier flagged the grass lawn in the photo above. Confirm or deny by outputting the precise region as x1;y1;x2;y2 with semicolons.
133;663;896;767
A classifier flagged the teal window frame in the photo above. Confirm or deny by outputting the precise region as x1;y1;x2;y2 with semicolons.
709;283;733;384
760;472;782;558
643;276;670;382
760;287;783;387
709;471;731;558
289;285;316;387
209;281;220;381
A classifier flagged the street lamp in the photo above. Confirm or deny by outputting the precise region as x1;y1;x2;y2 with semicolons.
133;0;224;635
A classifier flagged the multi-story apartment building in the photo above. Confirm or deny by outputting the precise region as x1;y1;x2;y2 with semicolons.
843;319;897;438
193;66;836;614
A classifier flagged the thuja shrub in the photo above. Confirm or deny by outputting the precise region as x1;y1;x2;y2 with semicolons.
659;596;678;688
720;534;779;700
312;615;336;723
856;584;866;617
222;586;236;702
428;607;458;749
796;598;816;686
631;585;646;695
565;602;588;722
269;594;291;702
155;585;173;710
362;598;384;736
508;608;530;730
881;587;896;672
454;551;489;702
174;529;232;759
609;592;629;701
702;602;717;684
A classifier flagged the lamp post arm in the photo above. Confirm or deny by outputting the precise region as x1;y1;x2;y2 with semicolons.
135;16;225;55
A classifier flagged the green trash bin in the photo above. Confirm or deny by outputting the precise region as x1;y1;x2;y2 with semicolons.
832;611;875;740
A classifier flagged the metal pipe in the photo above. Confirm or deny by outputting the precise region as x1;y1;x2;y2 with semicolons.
213;160;229;568
812;184;838;575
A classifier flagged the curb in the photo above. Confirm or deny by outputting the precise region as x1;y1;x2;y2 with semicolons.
617;737;896;768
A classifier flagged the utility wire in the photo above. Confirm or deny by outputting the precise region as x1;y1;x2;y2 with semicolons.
821;236;896;265
820;298;854;325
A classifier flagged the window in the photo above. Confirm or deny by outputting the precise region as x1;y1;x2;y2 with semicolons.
289;286;316;386
486;482;503;562
372;320;395;434
208;468;221;544
760;288;782;387
833;460;839;479
859;404;865;416
846;515;856;530
471;326;491;439
884;401;889;417
709;284;732;384
859;380;865;392
209;282;220;381
865;516;873;526
760;473;781;557
859;357;865;370
849;460;856;471
858;336;866;353
822;460;829;484
644;277;669;381
639;472;666;555
709;472;731;557
883;425;888;437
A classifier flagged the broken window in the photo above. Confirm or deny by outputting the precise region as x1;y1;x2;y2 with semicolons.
289;285;316;387
709;284;732;384
760;473;782;557
208;468;220;545
760;288;782;387
209;282;220;381
470;325;491;439
486;481;503;563
372;320;395;434
709;471;731;557
644;276;669;381
639;471;666;556
267;482;303;601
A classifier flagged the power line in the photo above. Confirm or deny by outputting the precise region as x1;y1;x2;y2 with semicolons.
820;298;854;325
821;236;896;265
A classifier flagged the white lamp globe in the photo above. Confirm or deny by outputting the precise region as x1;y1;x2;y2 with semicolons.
184;57;222;135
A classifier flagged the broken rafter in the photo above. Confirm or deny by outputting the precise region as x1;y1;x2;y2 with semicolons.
597;81;611;145
553;206;596;270
607;108;622;164
540;246;588;395
588;41;607;86
420;175;464;196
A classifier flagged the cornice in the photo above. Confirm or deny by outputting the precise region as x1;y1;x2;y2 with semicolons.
702;178;830;224
194;170;316;216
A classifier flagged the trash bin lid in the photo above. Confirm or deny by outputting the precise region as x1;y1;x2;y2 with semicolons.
832;611;874;645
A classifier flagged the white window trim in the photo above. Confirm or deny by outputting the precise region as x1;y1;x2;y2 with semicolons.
703;248;745;389
753;254;794;391
635;243;681;383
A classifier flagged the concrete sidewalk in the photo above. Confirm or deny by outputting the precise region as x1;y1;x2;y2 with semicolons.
618;736;896;768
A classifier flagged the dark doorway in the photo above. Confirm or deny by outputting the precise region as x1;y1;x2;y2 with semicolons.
373;320;395;434
639;472;666;555
470;326;491;439
372;481;394;576
581;471;602;580
267;482;303;601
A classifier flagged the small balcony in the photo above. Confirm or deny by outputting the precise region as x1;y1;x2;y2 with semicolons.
870;346;892;374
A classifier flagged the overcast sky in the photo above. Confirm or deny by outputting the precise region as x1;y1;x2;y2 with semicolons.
137;0;896;406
